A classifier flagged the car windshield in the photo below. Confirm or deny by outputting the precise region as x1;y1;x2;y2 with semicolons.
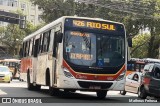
0;67;10;72
64;31;125;67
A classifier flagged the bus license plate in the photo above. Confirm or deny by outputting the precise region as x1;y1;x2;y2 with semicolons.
89;86;101;89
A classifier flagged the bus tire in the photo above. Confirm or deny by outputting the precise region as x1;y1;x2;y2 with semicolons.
138;87;147;99
120;90;126;95
96;90;107;99
64;89;76;93
46;69;50;86
34;85;41;91
64;89;70;92
27;71;34;90
70;90;76;92
49;87;59;96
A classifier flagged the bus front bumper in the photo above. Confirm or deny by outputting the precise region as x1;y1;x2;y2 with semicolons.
56;75;125;91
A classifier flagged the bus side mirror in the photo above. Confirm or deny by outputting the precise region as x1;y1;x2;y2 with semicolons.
128;38;132;47
56;33;63;43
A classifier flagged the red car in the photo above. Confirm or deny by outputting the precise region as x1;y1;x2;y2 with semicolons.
138;63;160;99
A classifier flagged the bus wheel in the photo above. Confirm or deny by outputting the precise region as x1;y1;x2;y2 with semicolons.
70;90;76;93
120;90;126;95
96;90;107;99
34;85;41;91
49;87;59;96
27;72;34;90
64;89;70;92
64;89;76;93
138;87;147;99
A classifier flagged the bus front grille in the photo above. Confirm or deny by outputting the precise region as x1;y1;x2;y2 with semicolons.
0;74;5;77
77;81;113;89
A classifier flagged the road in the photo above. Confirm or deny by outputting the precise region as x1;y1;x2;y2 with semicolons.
0;80;159;106
0;79;137;98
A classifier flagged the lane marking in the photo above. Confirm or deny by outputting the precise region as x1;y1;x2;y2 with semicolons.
76;91;137;97
0;89;7;95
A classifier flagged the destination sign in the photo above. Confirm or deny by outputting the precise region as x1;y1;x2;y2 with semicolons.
70;53;93;60
72;20;116;31
70;31;90;37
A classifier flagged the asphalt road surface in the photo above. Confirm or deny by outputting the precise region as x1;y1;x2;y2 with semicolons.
0;80;159;106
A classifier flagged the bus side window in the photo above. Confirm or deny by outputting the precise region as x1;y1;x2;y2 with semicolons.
41;33;45;52
140;64;145;72
39;34;43;53
127;64;133;71
47;30;51;52
23;42;27;57
27;40;31;56
41;31;51;52
34;38;40;57
136;64;140;72
31;38;35;56
42;33;47;53
49;29;55;52
29;38;33;56
21;43;25;57
53;31;60;58
19;48;23;58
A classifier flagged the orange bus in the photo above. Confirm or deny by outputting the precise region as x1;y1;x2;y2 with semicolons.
126;58;160;76
127;60;145;75
1;59;21;79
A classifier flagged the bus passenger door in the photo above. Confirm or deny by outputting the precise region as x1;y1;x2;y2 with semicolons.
53;32;58;85
33;38;39;83
52;30;63;86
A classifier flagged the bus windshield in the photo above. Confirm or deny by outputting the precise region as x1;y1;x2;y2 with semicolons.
64;31;125;67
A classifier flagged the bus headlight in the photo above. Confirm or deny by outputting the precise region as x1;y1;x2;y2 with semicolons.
63;68;74;78
116;70;126;81
5;73;11;77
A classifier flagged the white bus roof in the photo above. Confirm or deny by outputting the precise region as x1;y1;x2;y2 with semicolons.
143;58;160;63
23;16;124;42
130;58;160;63
1;59;21;62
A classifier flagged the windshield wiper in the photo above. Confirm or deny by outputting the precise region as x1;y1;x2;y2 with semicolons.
98;37;103;58
82;33;91;49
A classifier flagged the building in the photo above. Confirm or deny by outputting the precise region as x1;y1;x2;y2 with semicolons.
0;0;43;59
0;0;43;26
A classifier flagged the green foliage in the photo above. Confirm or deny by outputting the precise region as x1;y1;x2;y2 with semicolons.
0;21;41;56
31;0;153;37
0;24;26;55
29;0;160;58
131;33;150;58
23;21;36;35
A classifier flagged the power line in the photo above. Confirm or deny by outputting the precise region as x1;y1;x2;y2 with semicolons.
76;0;160;19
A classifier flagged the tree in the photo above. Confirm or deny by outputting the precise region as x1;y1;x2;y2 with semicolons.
0;24;26;55
23;21;36;35
31;0;160;58
141;0;160;58
0;21;42;57
131;33;150;58
31;0;76;22
31;0;144;37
